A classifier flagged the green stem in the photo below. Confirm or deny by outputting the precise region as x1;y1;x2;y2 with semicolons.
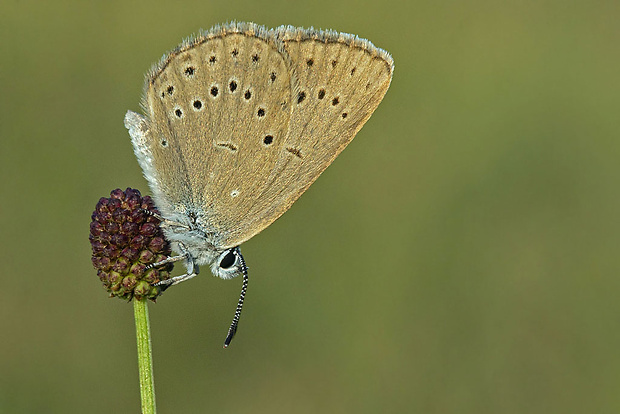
134;299;157;414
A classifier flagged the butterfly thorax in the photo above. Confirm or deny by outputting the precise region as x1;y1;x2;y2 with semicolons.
159;216;220;265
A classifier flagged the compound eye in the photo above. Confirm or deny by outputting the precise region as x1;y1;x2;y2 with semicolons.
219;250;236;269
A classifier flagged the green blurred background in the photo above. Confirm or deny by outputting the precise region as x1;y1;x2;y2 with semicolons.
2;0;619;413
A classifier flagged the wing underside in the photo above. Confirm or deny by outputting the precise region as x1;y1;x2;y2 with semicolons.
135;23;393;248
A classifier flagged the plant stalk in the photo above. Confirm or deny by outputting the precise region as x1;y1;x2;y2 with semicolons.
134;299;157;414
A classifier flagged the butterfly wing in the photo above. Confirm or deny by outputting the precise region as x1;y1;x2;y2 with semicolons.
129;23;393;249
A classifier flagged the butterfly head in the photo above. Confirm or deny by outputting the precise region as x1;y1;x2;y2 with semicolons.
211;247;247;280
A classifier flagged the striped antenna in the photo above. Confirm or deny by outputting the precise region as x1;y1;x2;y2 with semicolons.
223;250;248;348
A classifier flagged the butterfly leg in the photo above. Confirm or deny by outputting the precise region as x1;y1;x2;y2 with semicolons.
152;242;199;290
141;209;191;231
147;254;187;268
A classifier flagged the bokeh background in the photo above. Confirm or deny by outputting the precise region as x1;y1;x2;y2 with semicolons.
2;0;619;413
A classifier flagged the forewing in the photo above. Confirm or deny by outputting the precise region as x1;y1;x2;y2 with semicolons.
142;23;294;242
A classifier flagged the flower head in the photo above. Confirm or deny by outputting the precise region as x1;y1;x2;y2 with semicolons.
90;188;173;301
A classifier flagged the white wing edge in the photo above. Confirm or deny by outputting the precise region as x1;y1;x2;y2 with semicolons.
124;110;171;214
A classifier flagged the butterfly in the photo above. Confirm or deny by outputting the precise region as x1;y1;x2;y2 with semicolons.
124;22;393;346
